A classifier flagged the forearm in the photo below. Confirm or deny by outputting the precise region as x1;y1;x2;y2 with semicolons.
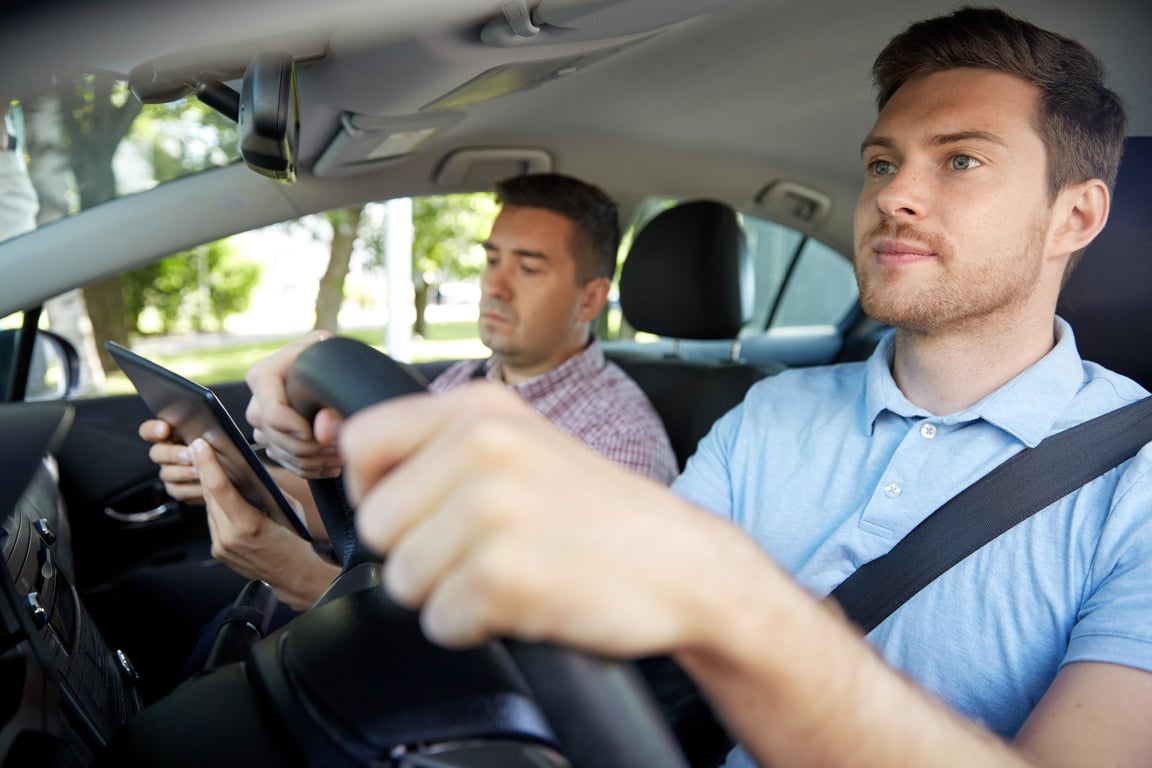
674;547;1030;768
269;465;329;543
258;547;341;610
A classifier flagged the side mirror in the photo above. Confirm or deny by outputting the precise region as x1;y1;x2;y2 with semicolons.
0;329;81;402
238;52;299;183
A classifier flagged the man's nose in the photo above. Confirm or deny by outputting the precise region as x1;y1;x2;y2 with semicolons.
874;166;928;221
482;261;512;300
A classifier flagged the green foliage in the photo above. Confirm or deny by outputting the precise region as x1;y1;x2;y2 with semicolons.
359;193;499;283
412;194;498;281
126;99;240;183
100;321;486;392
123;239;261;334
116;97;252;336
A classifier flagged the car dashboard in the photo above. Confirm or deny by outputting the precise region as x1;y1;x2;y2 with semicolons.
0;403;141;765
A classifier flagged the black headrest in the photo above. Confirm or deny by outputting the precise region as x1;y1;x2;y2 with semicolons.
619;200;750;340
1057;136;1152;391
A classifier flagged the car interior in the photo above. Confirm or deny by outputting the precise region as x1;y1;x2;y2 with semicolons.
0;1;1149;766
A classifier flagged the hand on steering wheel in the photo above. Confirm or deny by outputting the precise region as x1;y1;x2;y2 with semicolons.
287;336;691;768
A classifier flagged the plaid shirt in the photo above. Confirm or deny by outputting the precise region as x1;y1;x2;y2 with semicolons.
429;339;678;485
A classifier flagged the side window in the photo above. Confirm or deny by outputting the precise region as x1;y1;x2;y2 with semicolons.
741;216;805;330
763;237;858;330
15;194;493;400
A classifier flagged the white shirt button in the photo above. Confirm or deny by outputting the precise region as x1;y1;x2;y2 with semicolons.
920;423;937;439
883;482;902;498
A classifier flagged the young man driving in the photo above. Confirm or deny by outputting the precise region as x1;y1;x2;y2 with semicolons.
316;8;1152;767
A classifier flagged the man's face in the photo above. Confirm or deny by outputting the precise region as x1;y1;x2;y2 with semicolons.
478;205;606;377
853;68;1056;333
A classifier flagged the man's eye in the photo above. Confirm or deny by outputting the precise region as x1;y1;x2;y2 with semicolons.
950;155;981;171
520;265;540;275
868;160;896;176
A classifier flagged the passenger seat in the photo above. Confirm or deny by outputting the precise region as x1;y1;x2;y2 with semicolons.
608;200;781;469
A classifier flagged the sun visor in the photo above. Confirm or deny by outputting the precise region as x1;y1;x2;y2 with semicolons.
479;0;738;47
421;47;631;111
312;110;466;177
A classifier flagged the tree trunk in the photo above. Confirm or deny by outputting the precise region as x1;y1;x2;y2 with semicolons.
314;205;364;332
64;75;142;375
413;277;429;338
24;94;107;393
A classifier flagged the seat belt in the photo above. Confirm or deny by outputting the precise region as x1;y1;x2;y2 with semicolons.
471;357;494;380
829;395;1152;634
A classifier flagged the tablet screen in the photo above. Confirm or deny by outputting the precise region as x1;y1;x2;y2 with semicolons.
107;342;312;541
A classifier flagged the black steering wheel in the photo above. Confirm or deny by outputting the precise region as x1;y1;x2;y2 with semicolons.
285;337;690;768
100;337;689;768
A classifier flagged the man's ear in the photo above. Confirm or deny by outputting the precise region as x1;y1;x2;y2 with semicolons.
1049;179;1110;259
577;277;611;322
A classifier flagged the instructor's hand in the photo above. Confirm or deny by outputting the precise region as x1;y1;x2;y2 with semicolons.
245;331;344;479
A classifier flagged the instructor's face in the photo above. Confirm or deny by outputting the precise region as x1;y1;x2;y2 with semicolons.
479;205;605;378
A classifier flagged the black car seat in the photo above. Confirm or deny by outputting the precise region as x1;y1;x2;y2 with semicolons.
609;199;782;469
609;199;780;765
1057;136;1152;391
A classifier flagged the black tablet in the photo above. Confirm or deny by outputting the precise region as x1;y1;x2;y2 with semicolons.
106;341;312;541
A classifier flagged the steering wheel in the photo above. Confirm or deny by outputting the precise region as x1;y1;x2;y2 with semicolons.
283;336;690;768
99;337;690;768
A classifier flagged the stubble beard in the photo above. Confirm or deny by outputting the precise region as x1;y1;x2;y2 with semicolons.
479;298;520;358
854;216;1048;334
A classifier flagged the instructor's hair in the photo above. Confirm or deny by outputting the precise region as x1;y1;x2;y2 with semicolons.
495;173;620;283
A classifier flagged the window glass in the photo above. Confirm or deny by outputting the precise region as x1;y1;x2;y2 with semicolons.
767;237;859;330
1;85;241;249
12;194;493;400
741;216;805;329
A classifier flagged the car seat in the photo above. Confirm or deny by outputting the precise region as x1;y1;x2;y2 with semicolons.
608;199;782;470
1057;136;1152;391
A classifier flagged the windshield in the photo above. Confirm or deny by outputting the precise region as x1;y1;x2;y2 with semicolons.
2;78;241;247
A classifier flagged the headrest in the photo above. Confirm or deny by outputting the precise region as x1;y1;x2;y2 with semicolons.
1057;136;1152;391
619;199;751;340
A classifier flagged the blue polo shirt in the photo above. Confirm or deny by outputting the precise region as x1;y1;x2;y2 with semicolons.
673;318;1152;760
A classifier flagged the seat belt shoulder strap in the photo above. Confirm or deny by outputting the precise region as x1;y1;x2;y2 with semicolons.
829;395;1152;633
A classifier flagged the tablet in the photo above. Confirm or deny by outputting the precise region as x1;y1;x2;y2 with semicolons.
106;341;312;541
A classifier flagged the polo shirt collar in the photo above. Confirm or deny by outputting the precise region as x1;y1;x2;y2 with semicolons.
862;317;1085;446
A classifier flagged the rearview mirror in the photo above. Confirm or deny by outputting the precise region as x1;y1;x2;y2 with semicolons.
239;52;299;183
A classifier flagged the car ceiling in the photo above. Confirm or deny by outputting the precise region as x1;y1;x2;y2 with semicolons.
1;0;1149;317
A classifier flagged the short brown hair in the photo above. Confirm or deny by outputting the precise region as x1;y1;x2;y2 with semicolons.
494;173;620;283
872;6;1127;198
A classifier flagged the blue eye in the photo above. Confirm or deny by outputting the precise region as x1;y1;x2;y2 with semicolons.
868;160;896;176
950;155;981;171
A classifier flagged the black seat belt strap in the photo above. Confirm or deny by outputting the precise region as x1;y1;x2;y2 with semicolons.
829;395;1152;634
470;357;493;380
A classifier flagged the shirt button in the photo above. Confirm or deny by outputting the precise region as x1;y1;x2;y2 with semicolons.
883;482;902;498
920;423;937;439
